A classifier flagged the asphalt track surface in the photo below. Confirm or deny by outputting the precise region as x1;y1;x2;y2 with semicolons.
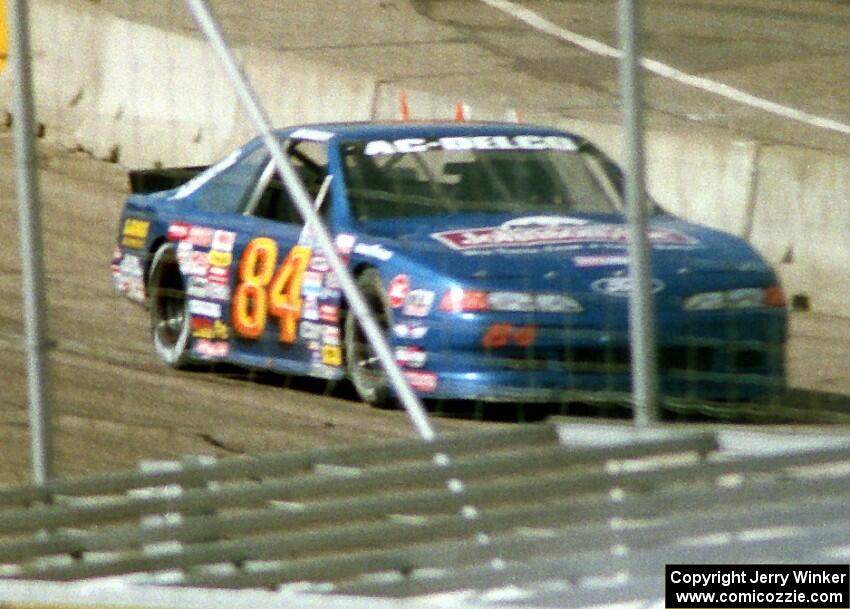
1;131;849;484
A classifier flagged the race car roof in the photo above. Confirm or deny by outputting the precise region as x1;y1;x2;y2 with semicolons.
273;121;585;144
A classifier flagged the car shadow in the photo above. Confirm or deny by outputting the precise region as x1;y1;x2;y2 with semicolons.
192;363;850;425
781;388;850;418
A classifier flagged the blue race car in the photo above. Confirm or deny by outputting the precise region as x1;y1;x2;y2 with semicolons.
112;122;787;408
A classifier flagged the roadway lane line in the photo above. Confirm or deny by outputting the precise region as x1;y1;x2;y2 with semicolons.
481;0;850;136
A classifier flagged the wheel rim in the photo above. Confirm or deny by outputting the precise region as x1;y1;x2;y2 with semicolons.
350;292;390;396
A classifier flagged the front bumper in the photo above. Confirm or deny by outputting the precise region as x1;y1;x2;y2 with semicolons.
397;308;787;404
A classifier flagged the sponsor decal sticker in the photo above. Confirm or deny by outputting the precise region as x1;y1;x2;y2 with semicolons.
175;240;192;268
207;265;229;284
189;299;222;318
353;242;393;261
574;254;631;267
388;275;411;308
193;339;230;358
187;276;209;298
325;272;341;290
126;279;146;303
319;287;339;301
402;289;435;317
207;249;232;268
364;135;578;156
319;304;339;324
309;255;330;273
335;233;356;255
121;218;150;249
167;222;191;241
393;322;429;340
182;251;210;276
114;254;145;300
395;346;427;369
302;296;319;321
119;254;143;277
302;271;324;292
404;370;438;393
321;345;343;366
290;127;334;142
433;219;698;252
503;215;589;228
482;323;537;349
207;283;230;302
212;229;236;252
591;276;664;296
299;321;323;341
191;317;229;340
187;226;213;247
322;325;341;346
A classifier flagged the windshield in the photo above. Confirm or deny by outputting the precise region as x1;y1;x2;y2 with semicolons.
341;136;625;222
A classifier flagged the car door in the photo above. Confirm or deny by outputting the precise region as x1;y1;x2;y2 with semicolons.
222;139;344;377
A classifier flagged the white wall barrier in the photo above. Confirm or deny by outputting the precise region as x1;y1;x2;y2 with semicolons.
749;146;850;317
0;0;378;167
559;119;850;317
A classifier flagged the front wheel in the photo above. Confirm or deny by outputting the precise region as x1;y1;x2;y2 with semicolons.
344;269;395;409
148;242;192;368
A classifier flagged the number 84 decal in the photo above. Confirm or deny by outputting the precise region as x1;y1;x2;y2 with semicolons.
231;237;311;343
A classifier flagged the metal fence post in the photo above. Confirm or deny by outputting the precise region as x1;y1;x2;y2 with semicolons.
183;0;437;443
618;0;659;425
9;0;55;482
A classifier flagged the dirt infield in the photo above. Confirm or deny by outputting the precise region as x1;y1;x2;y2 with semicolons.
1;130;848;484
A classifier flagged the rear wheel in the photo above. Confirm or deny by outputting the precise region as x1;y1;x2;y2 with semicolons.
148;242;191;368
344;269;395;408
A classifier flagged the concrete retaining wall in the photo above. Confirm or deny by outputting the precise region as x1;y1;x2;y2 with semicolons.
0;1;378;166
2;0;847;316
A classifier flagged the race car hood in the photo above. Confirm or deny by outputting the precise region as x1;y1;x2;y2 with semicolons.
357;212;774;292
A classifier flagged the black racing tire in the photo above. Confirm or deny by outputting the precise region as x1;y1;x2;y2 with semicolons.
344;269;396;409
148;242;192;368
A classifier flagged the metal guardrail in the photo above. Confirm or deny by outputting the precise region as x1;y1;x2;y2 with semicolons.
0;423;848;608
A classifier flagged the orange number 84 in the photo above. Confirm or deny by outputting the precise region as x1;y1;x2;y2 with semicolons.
232;238;311;343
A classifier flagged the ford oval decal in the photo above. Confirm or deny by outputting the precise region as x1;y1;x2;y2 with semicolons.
591;276;665;296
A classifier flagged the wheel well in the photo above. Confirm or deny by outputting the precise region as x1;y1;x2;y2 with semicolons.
145;238;179;310
340;263;375;310
339;264;377;343
145;237;168;286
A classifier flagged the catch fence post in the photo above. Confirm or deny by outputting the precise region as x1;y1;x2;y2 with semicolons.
9;0;55;482
618;0;659;425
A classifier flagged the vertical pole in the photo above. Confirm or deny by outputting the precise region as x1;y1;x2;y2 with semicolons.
9;0;55;482
184;0;437;442
618;0;658;425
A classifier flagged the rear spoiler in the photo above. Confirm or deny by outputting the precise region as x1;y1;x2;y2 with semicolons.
128;166;209;194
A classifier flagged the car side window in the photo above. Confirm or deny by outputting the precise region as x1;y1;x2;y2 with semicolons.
253;171;303;223
247;140;329;224
195;143;270;214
